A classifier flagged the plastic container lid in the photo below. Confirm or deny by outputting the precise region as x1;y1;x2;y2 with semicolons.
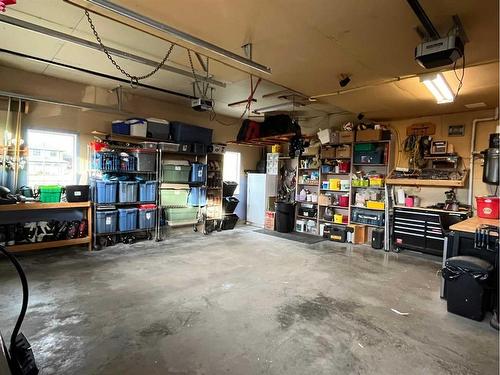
139;204;157;209
147;118;169;124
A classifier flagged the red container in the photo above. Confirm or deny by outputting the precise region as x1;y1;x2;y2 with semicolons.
338;195;349;207
476;196;499;219
139;204;156;210
338;161;351;173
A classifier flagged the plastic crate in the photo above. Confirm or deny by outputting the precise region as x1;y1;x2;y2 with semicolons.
170;121;213;145
93;152;119;171
139;181;157;202
165;207;198;222
162;164;191;183
131;149;156;171
353;149;384;164
161;189;189;206
188;187;207;206
39;185;62;203
139;205;156;229
223;181;238;197
118;208;138;231
190;163;207;183
119;154;137;171
147;118;170;140
118;181;138;202
351;207;384;226
66;185;90;202
354;143;376;152
96;210;118;233
95;180;118;203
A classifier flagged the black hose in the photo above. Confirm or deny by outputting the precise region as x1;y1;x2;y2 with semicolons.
0;245;29;350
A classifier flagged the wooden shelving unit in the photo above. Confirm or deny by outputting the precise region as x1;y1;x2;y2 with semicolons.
1;201;92;253
385;170;468;187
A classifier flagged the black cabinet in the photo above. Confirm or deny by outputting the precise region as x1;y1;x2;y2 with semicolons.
393;207;470;256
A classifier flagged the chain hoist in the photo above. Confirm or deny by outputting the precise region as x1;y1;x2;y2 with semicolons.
84;10;174;87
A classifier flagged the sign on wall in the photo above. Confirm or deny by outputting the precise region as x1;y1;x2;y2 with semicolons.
448;125;465;137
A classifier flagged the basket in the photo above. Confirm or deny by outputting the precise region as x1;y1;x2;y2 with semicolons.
39;185;62;203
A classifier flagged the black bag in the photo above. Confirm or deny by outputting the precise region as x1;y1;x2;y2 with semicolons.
261;115;298;137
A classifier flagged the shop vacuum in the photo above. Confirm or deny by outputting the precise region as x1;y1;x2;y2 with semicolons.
0;246;39;374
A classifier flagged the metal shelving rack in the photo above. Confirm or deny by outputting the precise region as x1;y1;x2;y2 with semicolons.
88;141;159;250
349;138;394;250
156;148;208;240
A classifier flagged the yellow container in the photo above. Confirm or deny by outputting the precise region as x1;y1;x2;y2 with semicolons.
334;214;344;224
329;178;340;190
366;201;385;210
272;144;282;153
369;177;384;187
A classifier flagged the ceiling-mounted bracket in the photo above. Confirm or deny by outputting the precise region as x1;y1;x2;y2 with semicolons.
241;43;252;61
451;15;469;44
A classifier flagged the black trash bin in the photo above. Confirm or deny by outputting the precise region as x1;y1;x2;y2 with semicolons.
275;202;296;233
442;256;494;321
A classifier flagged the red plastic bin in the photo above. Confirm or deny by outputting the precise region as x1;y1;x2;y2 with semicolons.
476;196;499;219
338;195;349;207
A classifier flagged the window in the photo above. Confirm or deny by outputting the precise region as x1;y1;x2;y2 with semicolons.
223;151;241;194
27;129;77;187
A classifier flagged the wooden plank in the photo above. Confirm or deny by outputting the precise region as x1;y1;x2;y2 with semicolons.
386;170;468;187
7;237;90;253
449;216;499;234
0;201;91;211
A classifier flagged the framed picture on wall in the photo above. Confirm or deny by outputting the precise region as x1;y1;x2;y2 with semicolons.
448;125;465;137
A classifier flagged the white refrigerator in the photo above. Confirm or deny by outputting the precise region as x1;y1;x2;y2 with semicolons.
246;173;278;227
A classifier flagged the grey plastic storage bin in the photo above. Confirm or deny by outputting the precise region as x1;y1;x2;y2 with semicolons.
96;210;118;233
139;205;157;229
162;164;191;183
119;181;138;202
118;207;138;231
131;149;156;171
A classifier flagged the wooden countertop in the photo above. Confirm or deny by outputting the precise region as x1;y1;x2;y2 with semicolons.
449;216;499;233
394;205;470;214
0;201;90;211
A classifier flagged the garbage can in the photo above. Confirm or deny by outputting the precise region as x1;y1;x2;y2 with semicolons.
275;202;296;233
442;256;494;321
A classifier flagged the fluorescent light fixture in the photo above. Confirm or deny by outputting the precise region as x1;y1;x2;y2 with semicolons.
252;102;304;114
420;73;454;104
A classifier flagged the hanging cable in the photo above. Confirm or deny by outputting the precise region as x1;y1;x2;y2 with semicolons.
84;10;175;87
453;52;466;98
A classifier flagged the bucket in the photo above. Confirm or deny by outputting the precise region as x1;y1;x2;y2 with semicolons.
476;196;499;219
275;202;296;233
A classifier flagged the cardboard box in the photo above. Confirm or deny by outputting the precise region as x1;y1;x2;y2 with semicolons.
339;131;355;143
264;211;275;230
336;145;351;158
356;129;383;141
318;194;331;206
321;147;336;159
348;224;367;244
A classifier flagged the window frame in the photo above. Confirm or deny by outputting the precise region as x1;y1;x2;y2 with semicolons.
26;128;79;187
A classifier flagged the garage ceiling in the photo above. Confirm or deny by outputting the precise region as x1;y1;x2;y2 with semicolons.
0;0;498;121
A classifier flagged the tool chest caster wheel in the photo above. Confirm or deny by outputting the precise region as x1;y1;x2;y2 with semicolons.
393;247;401;253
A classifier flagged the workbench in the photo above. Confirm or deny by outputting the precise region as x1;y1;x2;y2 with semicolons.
0;201;92;253
440;216;499;298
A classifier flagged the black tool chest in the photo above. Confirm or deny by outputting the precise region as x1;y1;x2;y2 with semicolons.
393;207;470;256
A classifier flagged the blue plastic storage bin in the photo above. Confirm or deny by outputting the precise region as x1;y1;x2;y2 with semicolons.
139;205;156;229
96;180;118;203
96;210;118;233
139;181;157;202
190;163;207;183
119;154;137;171
188;187;207;206
119;181;138;202
118;208;138;231
93;152;119;171
112;120;130;135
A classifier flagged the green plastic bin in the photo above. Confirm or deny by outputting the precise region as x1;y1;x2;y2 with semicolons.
39;185;62;203
165;207;199;221
162;164;191;183
354;143;376;152
161;189;189;206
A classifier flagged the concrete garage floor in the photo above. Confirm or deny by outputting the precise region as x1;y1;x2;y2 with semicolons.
0;226;498;375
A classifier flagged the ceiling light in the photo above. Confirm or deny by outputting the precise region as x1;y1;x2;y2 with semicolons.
420;73;454;104
252;102;304;114
464;102;487;109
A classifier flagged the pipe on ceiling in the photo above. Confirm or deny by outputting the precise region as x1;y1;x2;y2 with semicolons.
0;48;196;101
467;107;499;207
406;0;441;40
65;0;271;75
0;14;226;88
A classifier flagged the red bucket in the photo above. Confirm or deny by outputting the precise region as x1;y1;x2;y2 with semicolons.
338;195;349;207
476;196;499;219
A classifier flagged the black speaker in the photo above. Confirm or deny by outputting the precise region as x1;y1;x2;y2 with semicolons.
371;228;384;249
